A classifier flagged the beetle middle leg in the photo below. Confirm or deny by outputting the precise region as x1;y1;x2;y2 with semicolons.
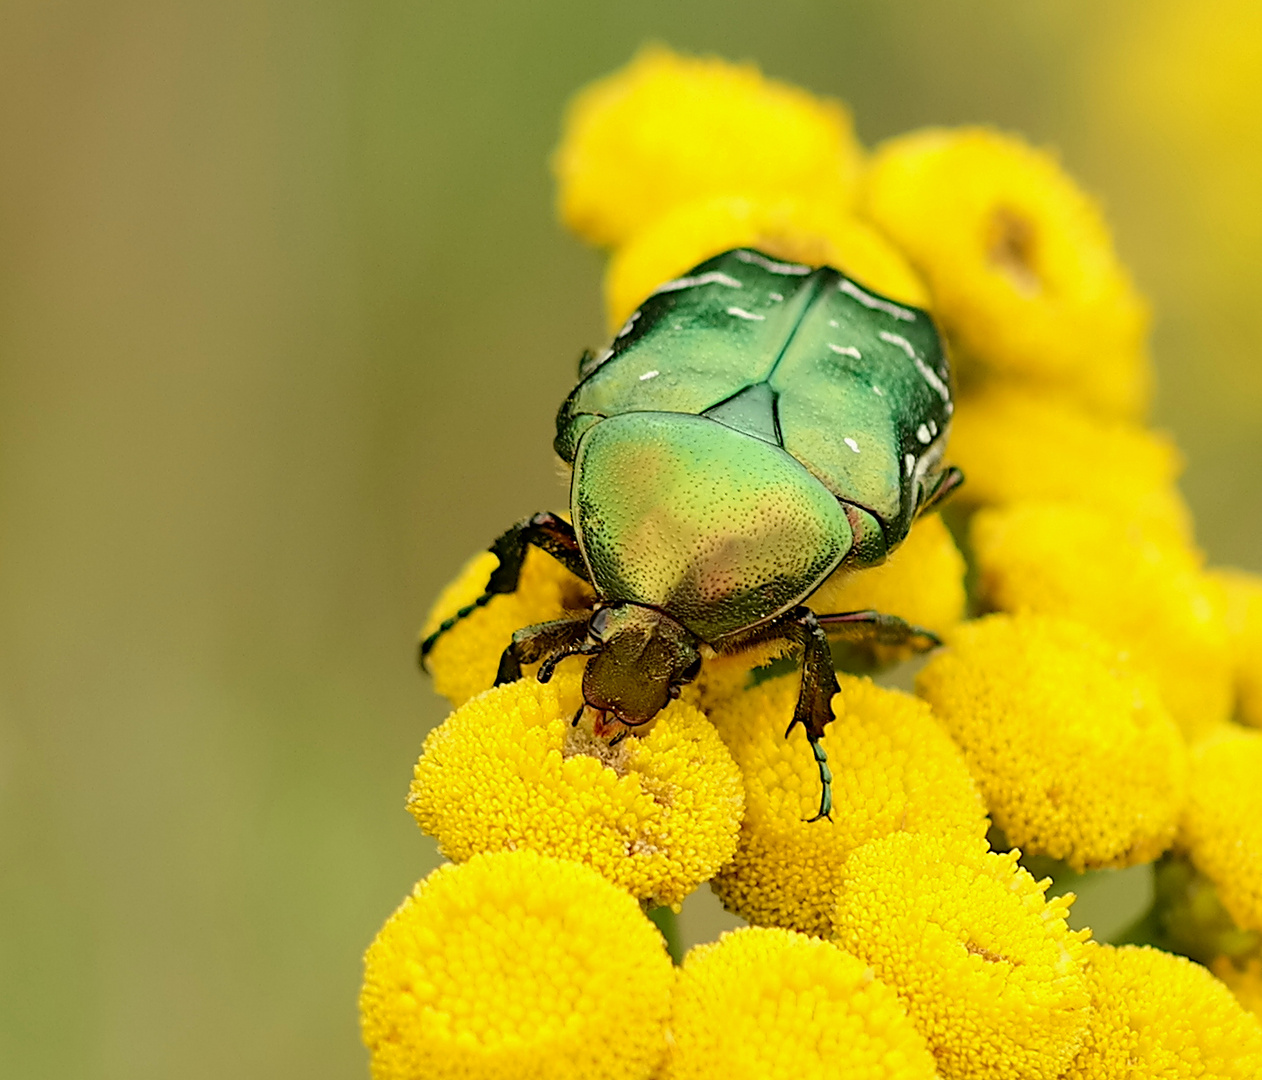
419;512;591;667
814;609;940;652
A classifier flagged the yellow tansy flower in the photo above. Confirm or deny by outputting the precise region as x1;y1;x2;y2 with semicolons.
1212;567;1262;728
360;850;673;1080
1063;943;1262;1079
421;545;593;708
603;193;927;330
830;833;1091;1080
916;613;1186;871
1213;955;1262;1021
555;45;864;248
409;670;743;909
665;927;937;1080
710;673;986;937
863;127;1150;417
949;384;1191;540
1181;726;1262;934
807;512;967;664
971;500;1233;740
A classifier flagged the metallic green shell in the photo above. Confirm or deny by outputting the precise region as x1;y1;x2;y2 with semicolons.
555;249;953;553
572;411;853;641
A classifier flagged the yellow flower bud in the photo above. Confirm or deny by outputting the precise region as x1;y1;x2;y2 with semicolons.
863;127;1150;417
830;833;1092;1080
1182;726;1262;934
917;613;1186;870
409;669;743;909
555;46;863;248
360;850;673;1080
1213;955;1262;1023
971;500;1233;740
665;927;937;1080
709;673;985;936
1212;567;1262;728
949;384;1191;540
1064;943;1262;1079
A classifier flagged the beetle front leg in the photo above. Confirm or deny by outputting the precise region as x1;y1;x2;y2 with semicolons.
783;607;842;823
494;614;594;686
419;512;591;667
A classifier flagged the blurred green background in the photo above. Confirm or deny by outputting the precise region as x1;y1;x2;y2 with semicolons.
1;1;1259;1076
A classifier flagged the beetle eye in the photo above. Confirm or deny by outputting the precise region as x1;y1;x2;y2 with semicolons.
589;607;611;638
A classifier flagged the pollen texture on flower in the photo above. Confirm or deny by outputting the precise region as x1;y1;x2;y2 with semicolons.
421;545;593;708
359;850;674;1080
862;126;1150;417
807;512;967;664
1213;567;1262;728
709;673;986;936
665;927;937;1080
949;384;1191;540
1181;725;1262;933
408;669;744;909
971;500;1233;740
603;193;927;330
1063;943;1262;1079
555;45;864;249
916;613;1187;870
830;832;1092;1080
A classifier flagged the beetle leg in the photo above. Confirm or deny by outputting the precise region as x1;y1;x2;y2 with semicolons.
494;614;593;686
814;609;940;652
783;607;841;823
420;512;591;667
916;465;965;516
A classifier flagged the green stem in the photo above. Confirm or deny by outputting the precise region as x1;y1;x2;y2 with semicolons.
648;906;684;965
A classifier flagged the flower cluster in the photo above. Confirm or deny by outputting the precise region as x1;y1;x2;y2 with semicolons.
362;47;1262;1078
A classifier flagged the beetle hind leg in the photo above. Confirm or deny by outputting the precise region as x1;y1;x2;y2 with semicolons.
815;609;940;652
419;512;591;668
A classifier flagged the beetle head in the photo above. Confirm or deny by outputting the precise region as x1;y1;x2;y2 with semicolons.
581;602;702;728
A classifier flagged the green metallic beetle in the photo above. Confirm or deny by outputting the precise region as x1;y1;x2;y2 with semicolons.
422;248;962;821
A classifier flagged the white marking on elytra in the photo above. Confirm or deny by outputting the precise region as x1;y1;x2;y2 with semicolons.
769;292;784;302
840;279;916;321
879;330;917;358
844;437;861;453
734;249;811;274
639;370;660;381
827;343;862;359
727;306;765;321
616;310;641;338
929;418;938;436
914;356;951;401
945;400;954;415
652;271;743;295
905;453;917;476
828;319;839;328
916;424;933;444
872;386;885;397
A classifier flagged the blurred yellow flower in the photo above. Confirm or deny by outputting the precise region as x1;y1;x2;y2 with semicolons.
1181;725;1262;934
421;545;592;708
971;500;1232;740
948;383;1191;540
1212;567;1262;728
604;193;927;330
709;673;986;936
555;45;863;248
360;850;673;1080
916;613;1186;871
807;511;967;664
831;833;1091;1080
408;669;743;909
863;127;1150;417
665;927;937;1080
1213;955;1262;1022
1064;943;1262;1078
